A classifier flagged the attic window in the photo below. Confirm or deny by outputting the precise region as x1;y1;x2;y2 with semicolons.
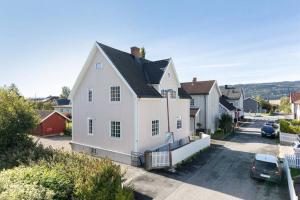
96;63;102;70
168;73;171;78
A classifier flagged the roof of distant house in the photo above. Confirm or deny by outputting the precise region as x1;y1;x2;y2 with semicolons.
219;96;236;111
290;92;300;103
36;110;71;123
55;98;71;106
221;86;243;100
178;88;192;99
244;97;260;103
181;80;216;95
98;42;171;98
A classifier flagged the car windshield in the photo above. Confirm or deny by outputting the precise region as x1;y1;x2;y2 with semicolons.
255;160;278;171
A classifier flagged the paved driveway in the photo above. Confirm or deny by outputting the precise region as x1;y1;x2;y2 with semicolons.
133;119;289;200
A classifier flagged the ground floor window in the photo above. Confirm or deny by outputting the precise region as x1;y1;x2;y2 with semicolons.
111;121;121;138
152;120;159;136
177;119;182;129
88;118;93;135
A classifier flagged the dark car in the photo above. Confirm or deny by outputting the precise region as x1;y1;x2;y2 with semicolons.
261;125;279;138
250;154;282;183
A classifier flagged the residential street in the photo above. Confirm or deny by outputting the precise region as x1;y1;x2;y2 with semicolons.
36;119;289;200
133;119;289;200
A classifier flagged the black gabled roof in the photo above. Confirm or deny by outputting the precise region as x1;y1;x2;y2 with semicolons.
97;42;169;98
220;96;236;111
178;88;192;99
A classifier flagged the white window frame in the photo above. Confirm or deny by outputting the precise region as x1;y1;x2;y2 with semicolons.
152;120;159;136
190;99;194;107
110;86;121;102
95;62;102;70
177;119;182;129
87;118;94;135
161;90;167;98
88;89;93;102
110;121;121;139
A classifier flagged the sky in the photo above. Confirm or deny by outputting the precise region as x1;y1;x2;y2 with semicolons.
0;0;300;97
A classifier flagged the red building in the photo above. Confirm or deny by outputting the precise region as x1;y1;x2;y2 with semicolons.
32;110;71;136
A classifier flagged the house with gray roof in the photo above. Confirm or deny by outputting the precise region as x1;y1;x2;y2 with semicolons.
243;97;261;113
221;85;245;120
69;42;191;165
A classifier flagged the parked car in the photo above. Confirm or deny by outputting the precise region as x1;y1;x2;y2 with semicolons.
265;120;279;129
250;153;282;183
261;125;280;138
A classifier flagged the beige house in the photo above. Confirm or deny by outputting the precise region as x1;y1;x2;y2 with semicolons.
69;42;191;165
181;78;221;133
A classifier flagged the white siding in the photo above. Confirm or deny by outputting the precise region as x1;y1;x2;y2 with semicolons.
137;98;190;152
72;48;136;155
159;62;180;97
207;84;221;132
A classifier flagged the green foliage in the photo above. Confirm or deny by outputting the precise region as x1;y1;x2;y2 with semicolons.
0;151;133;200
279;120;300;134
140;47;146;59
214;128;224;135
291;120;300;126
64;122;72;136
60;86;71;99
0;86;38;150
279;96;291;113
31;101;54;111
254;96;273;112
219;113;233;134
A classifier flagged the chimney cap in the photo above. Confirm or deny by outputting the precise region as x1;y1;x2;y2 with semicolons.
193;77;197;82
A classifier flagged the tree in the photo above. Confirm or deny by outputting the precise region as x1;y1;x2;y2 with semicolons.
3;83;20;96
140;47;146;59
0;86;38;149
254;95;272;112
279;96;291;113
60;86;70;99
219;113;233;134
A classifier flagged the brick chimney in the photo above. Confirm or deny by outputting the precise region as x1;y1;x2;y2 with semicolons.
131;46;141;58
193;77;197;82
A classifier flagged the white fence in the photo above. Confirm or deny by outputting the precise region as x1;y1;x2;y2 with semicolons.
286;154;300;168
151;151;170;168
284;158;298;200
171;134;210;166
280;132;298;145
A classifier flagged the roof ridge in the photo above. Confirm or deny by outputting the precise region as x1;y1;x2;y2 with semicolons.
181;80;216;84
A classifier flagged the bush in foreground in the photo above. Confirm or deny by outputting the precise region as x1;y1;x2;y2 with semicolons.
280;120;300;134
0;151;133;200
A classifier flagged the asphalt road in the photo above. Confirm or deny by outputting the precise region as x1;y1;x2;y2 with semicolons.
134;119;289;200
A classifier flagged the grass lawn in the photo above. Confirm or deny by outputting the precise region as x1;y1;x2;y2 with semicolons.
290;168;300;178
211;132;234;140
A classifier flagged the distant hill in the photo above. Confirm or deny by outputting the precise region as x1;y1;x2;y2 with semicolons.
220;81;300;100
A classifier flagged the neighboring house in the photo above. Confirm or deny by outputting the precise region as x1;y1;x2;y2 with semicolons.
290;92;300;120
53;98;72;116
69;42;191;165
221;85;245;120
219;96;236;121
32;110;71;136
181;78;221;133
243;97;261;113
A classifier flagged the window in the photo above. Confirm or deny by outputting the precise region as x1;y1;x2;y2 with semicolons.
111;121;121;138
88;119;93;135
177;119;182;129
190;99;194;107
95;63;102;70
110;86;120;102
152;120;159;136
88;89;93;102
171;90;176;99
161;90;167;98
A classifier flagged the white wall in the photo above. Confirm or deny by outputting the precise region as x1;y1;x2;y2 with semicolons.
191;95;206;129
159;62;180;97
207;84;221;132
137;98;190;152
72;48;136;156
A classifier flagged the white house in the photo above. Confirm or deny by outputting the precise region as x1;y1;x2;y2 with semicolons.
219;96;236;122
290;92;300;120
69;42;191;165
181;78;221;133
221;85;245;120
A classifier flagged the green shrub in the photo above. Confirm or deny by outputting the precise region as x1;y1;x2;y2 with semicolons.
214;128;224;135
219;114;233;134
280;120;300;134
291;120;300;126
0;151;134;200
